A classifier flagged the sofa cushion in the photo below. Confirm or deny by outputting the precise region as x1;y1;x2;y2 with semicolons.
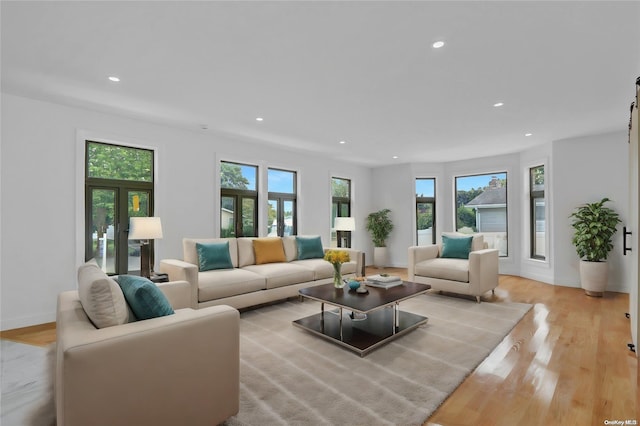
442;232;485;252
77;260;129;328
198;269;266;301
242;263;314;289
441;235;473;259
253;237;287;265
292;258;357;280
116;275;175;320
196;241;233;271
282;236;298;261
296;236;324;260
415;258;470;283
183;238;238;268
237;238;256;267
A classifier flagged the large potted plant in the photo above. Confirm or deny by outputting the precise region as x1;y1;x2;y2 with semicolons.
365;208;394;268
569;197;621;296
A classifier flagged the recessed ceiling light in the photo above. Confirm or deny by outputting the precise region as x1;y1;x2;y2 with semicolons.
525;133;533;137
256;117;264;122
392;156;399;159
339;140;346;144
432;41;445;49
493;102;504;107
108;76;120;82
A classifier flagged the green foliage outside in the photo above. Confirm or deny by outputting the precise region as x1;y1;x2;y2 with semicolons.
570;197;621;261
221;163;250;189
332;178;350;197
87;142;153;182
456;206;477;231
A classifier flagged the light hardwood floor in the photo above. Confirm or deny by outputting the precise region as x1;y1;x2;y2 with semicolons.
2;271;638;425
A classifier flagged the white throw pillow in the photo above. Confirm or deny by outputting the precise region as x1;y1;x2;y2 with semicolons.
77;260;129;328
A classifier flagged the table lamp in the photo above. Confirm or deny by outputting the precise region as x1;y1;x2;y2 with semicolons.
334;217;356;248
128;217;163;278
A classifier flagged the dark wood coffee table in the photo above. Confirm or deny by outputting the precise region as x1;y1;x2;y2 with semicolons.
293;281;431;356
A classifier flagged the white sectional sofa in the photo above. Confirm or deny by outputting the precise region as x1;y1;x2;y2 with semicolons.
160;236;363;310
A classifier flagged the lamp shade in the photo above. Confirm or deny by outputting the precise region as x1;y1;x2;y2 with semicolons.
334;217;356;231
128;217;163;240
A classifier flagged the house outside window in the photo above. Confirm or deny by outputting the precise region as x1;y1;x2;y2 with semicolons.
415;178;436;245
455;172;508;256
530;165;545;260
268;168;297;237
220;161;258;237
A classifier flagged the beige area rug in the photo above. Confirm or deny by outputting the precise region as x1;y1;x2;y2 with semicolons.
223;293;532;426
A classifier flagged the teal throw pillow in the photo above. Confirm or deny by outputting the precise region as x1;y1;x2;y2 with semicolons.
196;241;233;271
116;275;174;320
441;235;473;259
296;236;325;260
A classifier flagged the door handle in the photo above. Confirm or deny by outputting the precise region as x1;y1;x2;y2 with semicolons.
623;226;632;255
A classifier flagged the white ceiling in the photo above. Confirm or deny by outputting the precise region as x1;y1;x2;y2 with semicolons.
2;1;639;166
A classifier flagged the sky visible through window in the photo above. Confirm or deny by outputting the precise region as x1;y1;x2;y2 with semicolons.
457;172;506;191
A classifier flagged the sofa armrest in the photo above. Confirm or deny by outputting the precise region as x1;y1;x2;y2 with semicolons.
56;298;240;426
468;248;499;294
407;245;439;280
160;259;198;308
156;280;191;310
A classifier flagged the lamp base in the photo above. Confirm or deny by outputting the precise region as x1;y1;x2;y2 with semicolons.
140;242;151;278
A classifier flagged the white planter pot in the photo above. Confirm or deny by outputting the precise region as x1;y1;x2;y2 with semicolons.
579;260;608;297
373;247;388;269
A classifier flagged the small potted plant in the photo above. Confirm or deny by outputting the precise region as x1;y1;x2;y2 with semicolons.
569;197;621;296
365;208;394;268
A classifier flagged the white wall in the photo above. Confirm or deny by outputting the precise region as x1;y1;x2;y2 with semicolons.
0;93;373;330
552;131;629;292
0;93;631;329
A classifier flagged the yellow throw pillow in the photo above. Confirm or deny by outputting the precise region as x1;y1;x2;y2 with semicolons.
253;237;287;265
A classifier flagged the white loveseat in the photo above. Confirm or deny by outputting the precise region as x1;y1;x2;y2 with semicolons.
160;236;363;310
408;233;499;303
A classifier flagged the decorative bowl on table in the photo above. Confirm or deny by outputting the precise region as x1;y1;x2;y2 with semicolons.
348;280;361;290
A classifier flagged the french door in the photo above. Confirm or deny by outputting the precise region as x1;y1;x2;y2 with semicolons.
85;185;152;275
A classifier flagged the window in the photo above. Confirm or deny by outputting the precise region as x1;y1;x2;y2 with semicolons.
416;178;436;245
267;168;297;237
530;165;545;260
220;161;258;237
455;172;508;256
85;141;154;275
331;177;351;247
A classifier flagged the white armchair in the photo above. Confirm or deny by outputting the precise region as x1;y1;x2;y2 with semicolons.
408;233;499;303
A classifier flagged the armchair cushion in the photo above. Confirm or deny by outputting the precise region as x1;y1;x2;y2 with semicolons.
414;258;470;282
196;241;234;271
77;260;129;328
116;275;175;320
441;235;473;259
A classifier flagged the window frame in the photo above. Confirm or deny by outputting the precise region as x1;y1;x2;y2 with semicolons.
267;167;297;237
331;177;352;248
84;140;155;275
454;171;508;257
415;178;436;245
529;165;546;260
220;161;258;238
